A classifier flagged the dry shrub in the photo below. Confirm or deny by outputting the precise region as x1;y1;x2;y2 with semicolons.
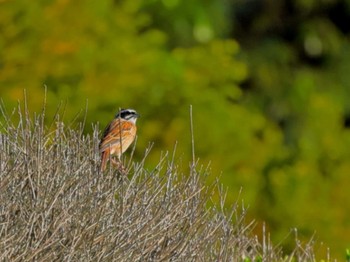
0;103;317;261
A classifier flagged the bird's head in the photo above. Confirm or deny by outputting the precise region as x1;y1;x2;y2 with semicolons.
116;108;140;123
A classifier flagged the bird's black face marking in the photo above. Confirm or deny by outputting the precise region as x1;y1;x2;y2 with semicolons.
116;109;139;120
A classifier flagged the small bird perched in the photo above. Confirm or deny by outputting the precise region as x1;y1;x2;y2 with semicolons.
99;108;140;172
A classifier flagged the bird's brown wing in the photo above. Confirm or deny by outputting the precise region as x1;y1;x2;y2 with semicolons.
99;119;136;153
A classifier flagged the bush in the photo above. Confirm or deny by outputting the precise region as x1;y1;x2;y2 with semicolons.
0;103;320;261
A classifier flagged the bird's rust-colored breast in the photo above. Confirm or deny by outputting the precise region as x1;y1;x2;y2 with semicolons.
99;119;137;156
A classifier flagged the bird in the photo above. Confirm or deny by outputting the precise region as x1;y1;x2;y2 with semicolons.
99;108;140;172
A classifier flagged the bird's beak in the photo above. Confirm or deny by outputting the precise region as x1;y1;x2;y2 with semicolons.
135;113;140;118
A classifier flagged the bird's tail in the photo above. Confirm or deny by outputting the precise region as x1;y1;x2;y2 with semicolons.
100;150;109;172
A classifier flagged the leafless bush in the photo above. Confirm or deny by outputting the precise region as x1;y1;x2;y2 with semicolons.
0;103;318;261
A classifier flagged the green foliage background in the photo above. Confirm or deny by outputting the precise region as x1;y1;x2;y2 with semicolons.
1;0;350;259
